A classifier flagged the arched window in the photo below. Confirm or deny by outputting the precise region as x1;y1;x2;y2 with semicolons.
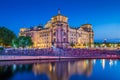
64;32;66;36
64;38;66;42
54;38;56;42
62;32;66;36
54;32;56;36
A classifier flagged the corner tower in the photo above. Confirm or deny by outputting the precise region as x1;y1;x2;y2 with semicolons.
81;24;94;47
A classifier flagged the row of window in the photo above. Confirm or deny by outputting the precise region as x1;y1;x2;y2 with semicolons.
40;34;49;37
39;45;51;48
70;41;76;44
70;34;82;37
39;41;50;43
53;38;66;42
53;32;66;36
71;38;76;40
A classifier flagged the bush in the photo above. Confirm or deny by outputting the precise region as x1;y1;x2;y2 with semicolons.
0;46;4;51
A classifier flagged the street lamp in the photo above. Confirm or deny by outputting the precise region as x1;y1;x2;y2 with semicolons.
75;26;77;48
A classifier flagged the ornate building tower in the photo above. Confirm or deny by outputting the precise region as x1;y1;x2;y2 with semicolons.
51;9;69;48
80;24;94;47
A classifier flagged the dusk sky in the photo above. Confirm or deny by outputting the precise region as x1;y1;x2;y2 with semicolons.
0;0;120;41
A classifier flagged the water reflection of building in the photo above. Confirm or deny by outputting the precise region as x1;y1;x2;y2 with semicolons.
68;60;93;77
32;60;93;80
0;64;33;80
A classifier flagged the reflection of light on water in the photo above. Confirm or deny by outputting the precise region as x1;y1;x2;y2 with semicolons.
32;63;55;76
102;59;105;69
114;60;117;65
92;59;96;65
53;65;55;72
25;65;29;69
33;63;40;75
68;62;71;73
49;64;52;72
4;66;8;72
86;60;88;64
109;59;113;67
20;64;23;69
12;64;16;72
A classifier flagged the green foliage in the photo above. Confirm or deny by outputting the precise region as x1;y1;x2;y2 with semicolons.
11;38;19;48
94;42;101;47
0;27;16;47
0;46;4;51
12;36;33;48
105;43;111;47
117;43;120;47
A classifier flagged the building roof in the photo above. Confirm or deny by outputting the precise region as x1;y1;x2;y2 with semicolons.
52;14;67;18
81;23;92;26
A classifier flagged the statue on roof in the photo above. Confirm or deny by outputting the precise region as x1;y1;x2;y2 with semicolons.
58;8;61;15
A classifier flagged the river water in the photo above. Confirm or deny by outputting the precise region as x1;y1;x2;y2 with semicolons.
0;59;120;80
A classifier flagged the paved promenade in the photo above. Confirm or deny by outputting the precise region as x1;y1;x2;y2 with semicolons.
0;48;120;60
0;55;119;61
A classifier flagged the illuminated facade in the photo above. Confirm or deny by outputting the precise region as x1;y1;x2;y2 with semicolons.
19;9;94;48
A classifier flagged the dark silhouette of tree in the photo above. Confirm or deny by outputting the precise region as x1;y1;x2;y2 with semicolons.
12;36;33;48
0;26;16;47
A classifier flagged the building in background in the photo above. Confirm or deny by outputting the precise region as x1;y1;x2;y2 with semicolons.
19;9;94;48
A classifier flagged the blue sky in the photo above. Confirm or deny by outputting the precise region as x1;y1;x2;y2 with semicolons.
0;0;120;41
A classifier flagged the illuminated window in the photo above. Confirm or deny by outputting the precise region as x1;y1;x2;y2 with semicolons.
63;32;66;36
64;38;66;42
54;32;56;36
54;38;56;42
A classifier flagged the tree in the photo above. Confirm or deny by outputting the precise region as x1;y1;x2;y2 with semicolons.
117;43;120;47
0;27;16;47
11;38;19;48
94;42;101;47
23;36;33;47
12;36;33;48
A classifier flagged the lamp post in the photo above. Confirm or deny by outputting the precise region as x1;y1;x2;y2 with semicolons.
75;26;77;48
103;38;107;48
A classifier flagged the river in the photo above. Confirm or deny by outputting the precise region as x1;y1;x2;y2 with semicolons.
0;59;120;80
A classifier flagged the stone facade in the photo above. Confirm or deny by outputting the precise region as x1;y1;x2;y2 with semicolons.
19;10;94;48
